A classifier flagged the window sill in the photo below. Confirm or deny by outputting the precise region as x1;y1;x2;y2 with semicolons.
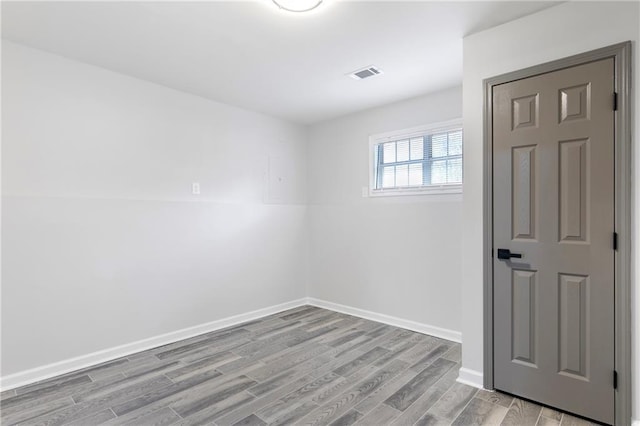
368;184;462;197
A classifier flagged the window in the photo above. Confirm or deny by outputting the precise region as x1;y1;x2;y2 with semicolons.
369;120;463;196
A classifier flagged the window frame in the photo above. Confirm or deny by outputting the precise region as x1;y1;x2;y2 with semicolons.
368;118;463;197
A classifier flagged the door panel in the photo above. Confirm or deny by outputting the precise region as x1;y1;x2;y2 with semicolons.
512;146;536;240
511;269;537;366
558;273;589;379
559;139;588;242
492;58;614;425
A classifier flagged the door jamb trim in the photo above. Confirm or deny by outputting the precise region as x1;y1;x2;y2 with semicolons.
482;41;632;425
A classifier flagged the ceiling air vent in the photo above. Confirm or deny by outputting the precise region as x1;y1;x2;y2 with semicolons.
348;66;383;80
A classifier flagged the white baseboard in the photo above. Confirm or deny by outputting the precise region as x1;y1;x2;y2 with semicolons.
457;367;484;389
0;298;307;391
1;297;463;392
306;297;462;343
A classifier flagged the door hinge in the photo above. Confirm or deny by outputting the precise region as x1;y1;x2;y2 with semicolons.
613;370;618;389
613;232;618;250
613;92;618;111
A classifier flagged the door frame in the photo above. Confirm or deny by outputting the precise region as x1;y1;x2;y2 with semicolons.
482;42;632;425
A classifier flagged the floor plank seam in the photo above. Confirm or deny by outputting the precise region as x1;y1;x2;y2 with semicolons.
162;373;176;384
108;407;117;418
441;387;477;425
169;406;183;419
534;405;544;426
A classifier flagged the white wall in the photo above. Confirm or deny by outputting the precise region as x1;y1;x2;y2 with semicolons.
1;41;463;385
461;1;639;422
307;87;463;336
1;41;309;376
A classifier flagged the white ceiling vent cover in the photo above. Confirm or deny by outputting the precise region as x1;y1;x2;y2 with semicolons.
348;66;383;80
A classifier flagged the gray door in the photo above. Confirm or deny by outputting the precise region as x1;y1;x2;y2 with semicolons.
492;58;615;424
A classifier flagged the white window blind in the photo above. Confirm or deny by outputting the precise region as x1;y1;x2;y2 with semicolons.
372;127;463;192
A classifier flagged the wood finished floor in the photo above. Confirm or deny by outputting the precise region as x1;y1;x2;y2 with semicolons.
1;306;598;426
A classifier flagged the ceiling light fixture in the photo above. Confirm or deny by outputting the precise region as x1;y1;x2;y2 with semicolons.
272;0;323;13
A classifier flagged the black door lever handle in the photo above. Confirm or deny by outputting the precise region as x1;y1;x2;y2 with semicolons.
497;249;522;260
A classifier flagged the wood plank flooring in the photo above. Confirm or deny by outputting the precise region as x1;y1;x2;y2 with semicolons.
1;306;599;426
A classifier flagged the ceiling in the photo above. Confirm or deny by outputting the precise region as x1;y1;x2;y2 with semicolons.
1;1;560;124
